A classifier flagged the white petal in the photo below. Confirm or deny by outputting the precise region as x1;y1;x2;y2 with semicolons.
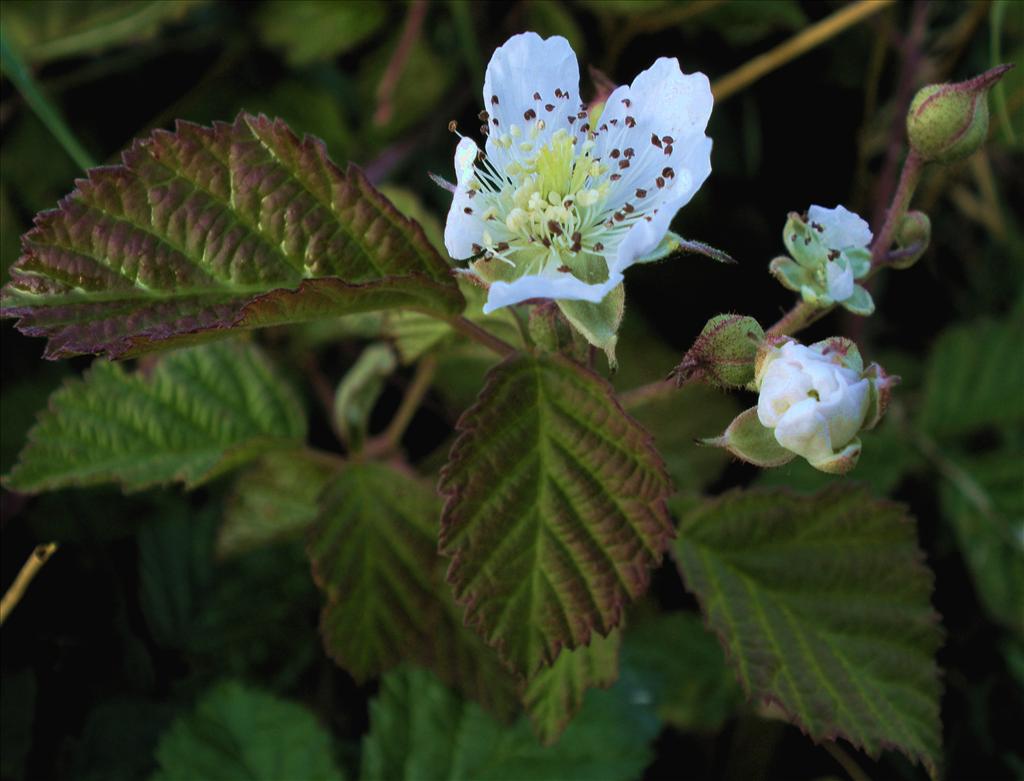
482;268;624;314
443;137;484;260
593;58;713;267
482;33;580;172
825;257;855;301
775;401;834;464
808;204;872;250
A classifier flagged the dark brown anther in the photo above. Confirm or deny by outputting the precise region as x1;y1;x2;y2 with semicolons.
622;98;632;107
557;265;571;272
472;243;483;253
496;241;510;251
467;190;477;199
564;199;573;208
577;110;588;119
593;242;605;251
492;118;499;126
547;220;563;235
656;176;665;188
609;118;619;126
491;95;499;105
610;149;621;158
635;188;647;198
812;222;824;233
664;144;673;155
625;116;636;127
533;91;541;100
463;207;473;214
614;212;624;222
554;88;563;98
624;147;635;158
480;124;489;136
448;120;458;132
545;104;555;112
600;123;608;132
478;110;489;121
580;123;590;133
541;237;552;247
568;116;576;124
618;159;630;169
828;249;840;260
662;135;674;144
651;133;662;148
524;109;537;121
662;167;674;178
611;173;622;180
623;203;635;213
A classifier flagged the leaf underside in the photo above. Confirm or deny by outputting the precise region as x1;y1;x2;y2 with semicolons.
0;112;463;359
4;340;306;494
439;352;674;677
673;486;943;777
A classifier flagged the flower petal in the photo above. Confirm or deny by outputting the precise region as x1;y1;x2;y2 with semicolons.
444;137;484;260
482;267;623;314
808;204;872;250
825;256;855;301
482;32;580;172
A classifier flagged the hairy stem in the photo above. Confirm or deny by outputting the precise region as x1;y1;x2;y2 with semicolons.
374;0;428;126
443;314;518;357
367;354;438;457
0;543;59;626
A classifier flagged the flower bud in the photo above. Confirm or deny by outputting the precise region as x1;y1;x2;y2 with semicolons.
890;210;931;270
673;314;765;389
906;65;1013;164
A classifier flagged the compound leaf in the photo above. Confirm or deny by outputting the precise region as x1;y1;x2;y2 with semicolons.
673;486;943;777
439;353;673;676
1;113;462;359
5;340;305;493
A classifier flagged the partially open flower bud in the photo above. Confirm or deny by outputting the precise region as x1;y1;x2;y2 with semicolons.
906;64;1013;164
891;211;931;270
673;314;764;388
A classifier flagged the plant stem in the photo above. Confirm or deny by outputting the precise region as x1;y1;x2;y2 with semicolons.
374;0;428;126
443;314;517;357
712;0;895;102
0;543;59;626
822;741;872;781
368;354;438;456
0;32;96;171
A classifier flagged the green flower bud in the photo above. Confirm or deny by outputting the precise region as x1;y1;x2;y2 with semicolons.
890;210;931;270
673;314;765;388
906;64;1014;164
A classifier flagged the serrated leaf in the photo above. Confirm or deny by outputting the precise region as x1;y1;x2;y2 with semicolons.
307;459;520;713
217;449;339;557
939;447;1024;635
439;353;674;676
919;317;1024;437
308;461;441;683
621;610;741;732
673;486;942;777
522;630;621;745
361;666;660;781
1;113;463;359
5;340;305;493
152;681;344;781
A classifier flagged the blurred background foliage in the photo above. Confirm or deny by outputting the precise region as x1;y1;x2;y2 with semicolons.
1;1;1022;779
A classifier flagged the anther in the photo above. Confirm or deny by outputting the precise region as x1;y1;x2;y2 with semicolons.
448;120;458;133
635;188;647;198
464;207;473;214
623;203;635;213
625;116;636;127
547;220;563;236
828;249;840;260
478;110;489;121
611;173;622;181
491;95;499;105
545;104;555;112
610;149;620;158
664;144;673;155
622;98;631;107
524;109;537;121
618;159;630;169
593;242;604;251
651;133;662;148
656;176;665;188
577;110;587;119
662;135;674;144
533;91;541;100
662;167;675;178
624;148;635;158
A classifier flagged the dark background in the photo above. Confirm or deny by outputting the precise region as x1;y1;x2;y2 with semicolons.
2;1;1022;779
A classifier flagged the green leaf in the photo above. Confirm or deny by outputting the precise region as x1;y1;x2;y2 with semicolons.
217;449;339;557
439;353;674;676
257;0;386;66
308;461;441;683
556;283;624;369
5;340;305;493
1;113;463;359
939;447;1024;635
361;666;660;781
2;0;201;64
522;631;621;745
919;317;1024;437
621;610;741;732
673;486;943;777
152;681;344;781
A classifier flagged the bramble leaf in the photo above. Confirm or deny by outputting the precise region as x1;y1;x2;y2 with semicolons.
673;486;943;777
521;630;621;745
308;461;520;715
361;666;660;781
439;353;674;676
5;340;305;493
152;681;344;781
0;113;463;359
217;449;339;557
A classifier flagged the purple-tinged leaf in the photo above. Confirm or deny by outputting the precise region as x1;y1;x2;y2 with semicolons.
439;353;674;677
1;113;463;359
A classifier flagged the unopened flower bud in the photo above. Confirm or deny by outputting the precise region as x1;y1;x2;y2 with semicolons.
673;314;765;389
890;211;931;270
906;64;1014;164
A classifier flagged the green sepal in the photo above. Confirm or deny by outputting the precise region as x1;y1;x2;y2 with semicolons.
808;438;862;474
673;314;765;389
891;211;931;270
702;406;795;468
557;283;625;370
635;231;735;265
841;284;875;316
845;246;872;278
782;212;822;268
768;256;811;292
333;343;396;450
809;336;863;372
